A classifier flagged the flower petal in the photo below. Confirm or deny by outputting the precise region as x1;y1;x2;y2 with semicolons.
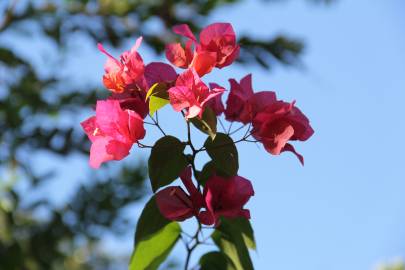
173;24;197;41
156;186;194;221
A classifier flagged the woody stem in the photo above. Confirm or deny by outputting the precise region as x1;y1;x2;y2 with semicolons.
148;113;166;136
184;220;202;270
181;111;203;270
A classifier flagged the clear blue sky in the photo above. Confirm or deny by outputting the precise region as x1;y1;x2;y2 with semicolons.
211;1;405;269
4;0;405;269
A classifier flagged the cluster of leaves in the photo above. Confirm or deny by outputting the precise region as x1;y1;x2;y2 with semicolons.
132;131;256;270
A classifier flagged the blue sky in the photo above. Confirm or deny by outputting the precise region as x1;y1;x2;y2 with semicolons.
3;0;405;269
210;1;405;269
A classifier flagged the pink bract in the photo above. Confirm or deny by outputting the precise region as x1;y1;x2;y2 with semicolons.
165;23;239;77
155;167;204;221
225;74;277;124
81;100;145;168
98;37;146;93
198;175;254;226
168;69;224;119
252;100;314;165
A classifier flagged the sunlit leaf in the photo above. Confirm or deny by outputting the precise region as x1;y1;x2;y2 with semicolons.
130;197;181;270
212;218;254;270
146;83;170;116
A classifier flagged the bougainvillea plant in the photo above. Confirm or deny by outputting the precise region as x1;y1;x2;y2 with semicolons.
81;23;314;270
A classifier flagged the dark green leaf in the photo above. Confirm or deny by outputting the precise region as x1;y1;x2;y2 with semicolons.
130;197;181;270
148;136;188;192
199;251;236;270
197;160;216;186
212;218;254;270
204;133;239;176
190;107;217;139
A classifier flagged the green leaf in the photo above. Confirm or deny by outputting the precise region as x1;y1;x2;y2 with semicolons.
232;218;256;250
130;197;181;270
149;96;169;116
190;107;217;139
212;218;254;270
197;160;216;186
199;251;236;270
204;133;239;176
148;136;188;192
146;82;170;116
146;82;170;99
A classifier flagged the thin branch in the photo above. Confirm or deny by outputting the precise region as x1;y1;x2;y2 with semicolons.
229;124;245;135
148;114;166;136
218;118;227;133
227;122;233;134
184;220;202;270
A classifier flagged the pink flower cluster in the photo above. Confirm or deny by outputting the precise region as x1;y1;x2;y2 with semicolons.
156;166;254;226
225;74;314;165
81;22;314;224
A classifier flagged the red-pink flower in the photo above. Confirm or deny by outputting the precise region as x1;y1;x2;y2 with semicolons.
156;167;254;226
165;23;239;77
81;100;145;168
109;91;149;119
205;83;225;116
225;74;277;124
198;175;254;226
168;69;224;119
156;167;204;221
252;101;314;165
144;62;178;87
199;23;240;68
107;62;178;119
98;37;146;93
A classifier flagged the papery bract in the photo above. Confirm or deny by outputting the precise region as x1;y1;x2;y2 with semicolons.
81;100;145;168
109;92;149;119
168;69;224;119
165;23;239;77
198;175;254;226
252;100;314;165
225;74;277;124
199;23;240;68
156;167;204;221
144;62;177;87
98;37;146;93
206;83;225;115
155;186;195;221
225;74;254;122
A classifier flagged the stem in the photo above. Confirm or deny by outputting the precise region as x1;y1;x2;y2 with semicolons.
227;122;233;134
197;127;254;152
182;112;201;191
148;114;166;136
184;221;202;270
218;118;227;133
229;124;245;135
